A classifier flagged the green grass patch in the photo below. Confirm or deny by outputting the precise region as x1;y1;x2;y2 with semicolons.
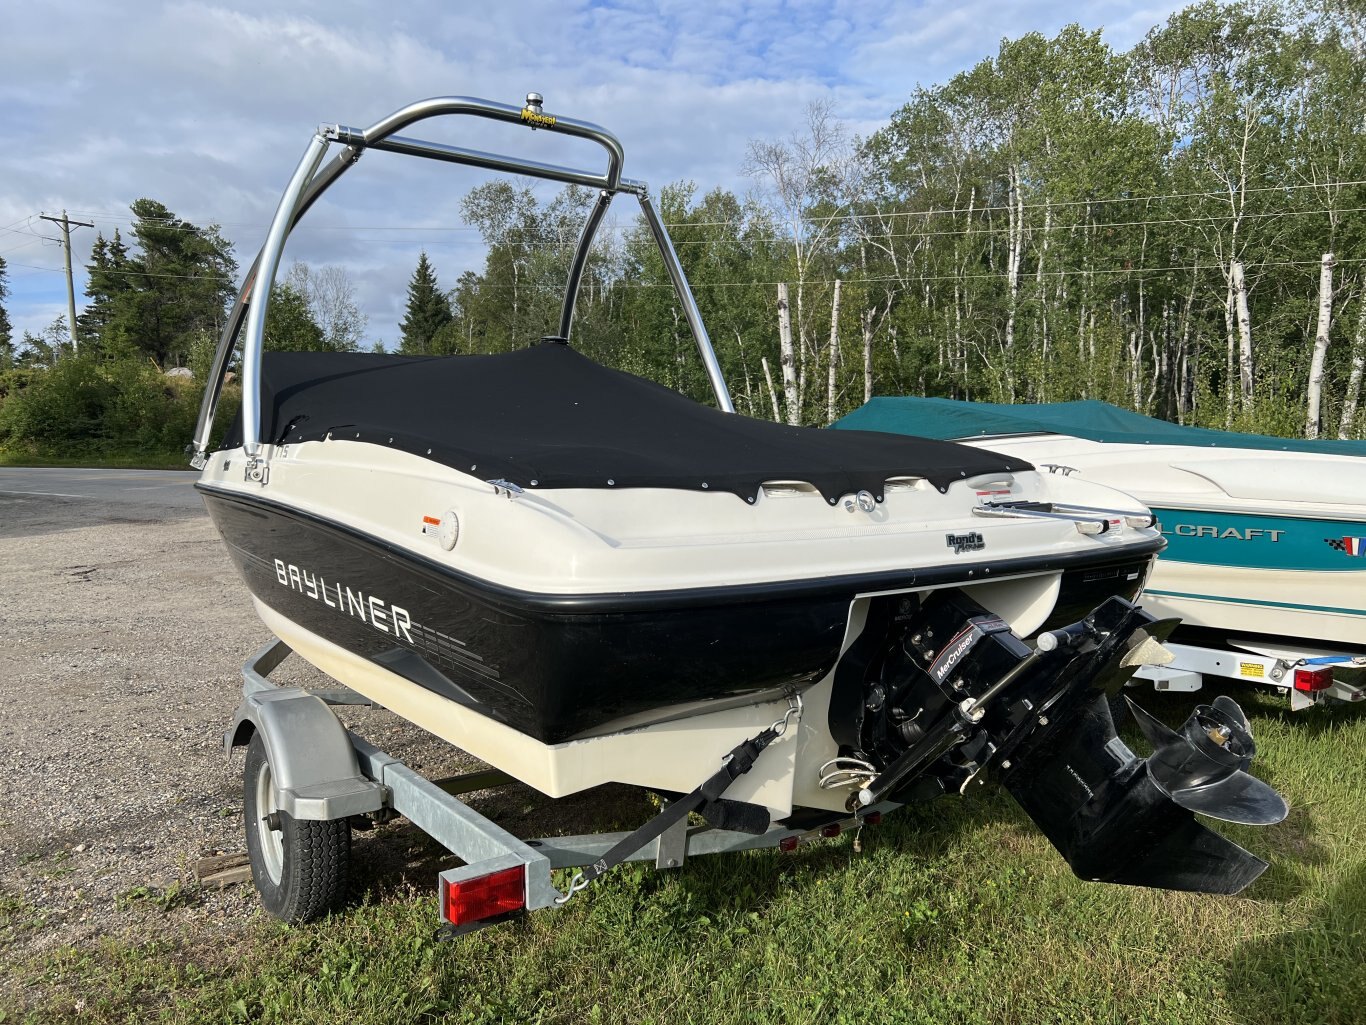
0;441;192;470
10;687;1366;1024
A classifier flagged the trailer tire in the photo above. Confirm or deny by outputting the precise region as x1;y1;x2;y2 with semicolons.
243;732;351;924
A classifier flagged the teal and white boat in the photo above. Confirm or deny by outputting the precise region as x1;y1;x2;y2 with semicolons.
833;399;1366;656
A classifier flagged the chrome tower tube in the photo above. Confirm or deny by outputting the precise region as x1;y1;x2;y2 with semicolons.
189;145;363;466
190;93;735;471
559;190;614;341
639;192;735;413
240;133;330;461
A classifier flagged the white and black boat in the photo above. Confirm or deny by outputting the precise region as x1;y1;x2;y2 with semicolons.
192;94;1286;904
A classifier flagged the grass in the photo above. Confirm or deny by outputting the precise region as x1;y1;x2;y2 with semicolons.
0;442;192;470
6;684;1365;1025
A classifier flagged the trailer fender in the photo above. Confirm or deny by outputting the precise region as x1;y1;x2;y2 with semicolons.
226;687;386;821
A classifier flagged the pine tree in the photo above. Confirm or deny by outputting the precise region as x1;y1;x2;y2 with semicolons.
78;230;131;352
109;199;237;366
398;252;453;354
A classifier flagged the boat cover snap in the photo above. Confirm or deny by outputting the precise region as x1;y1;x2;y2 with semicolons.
222;343;1032;502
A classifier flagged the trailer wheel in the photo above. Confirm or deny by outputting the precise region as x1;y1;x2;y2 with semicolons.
243;732;351;923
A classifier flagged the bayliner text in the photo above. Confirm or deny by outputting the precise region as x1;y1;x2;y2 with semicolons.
273;559;414;643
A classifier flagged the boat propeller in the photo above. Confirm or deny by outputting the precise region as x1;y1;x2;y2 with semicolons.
1127;695;1288;827
838;591;1290;895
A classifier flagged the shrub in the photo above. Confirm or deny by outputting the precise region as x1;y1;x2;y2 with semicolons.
0;356;240;461
0;356;118;443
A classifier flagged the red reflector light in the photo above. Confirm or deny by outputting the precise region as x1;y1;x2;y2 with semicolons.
821;823;842;838
1294;667;1333;693
441;865;526;926
778;835;799;852
862;811;883;826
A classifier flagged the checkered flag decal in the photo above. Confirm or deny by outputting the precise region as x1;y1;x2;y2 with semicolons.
1325;537;1364;556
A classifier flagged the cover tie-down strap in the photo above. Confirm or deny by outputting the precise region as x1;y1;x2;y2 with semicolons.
555;706;796;904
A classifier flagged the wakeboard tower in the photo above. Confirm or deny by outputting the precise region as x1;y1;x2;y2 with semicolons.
190;93;1286;928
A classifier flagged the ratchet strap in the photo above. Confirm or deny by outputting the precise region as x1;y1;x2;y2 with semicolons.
556;710;794;903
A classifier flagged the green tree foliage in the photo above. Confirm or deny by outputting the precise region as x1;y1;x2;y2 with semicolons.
397;252;453;354
442;183;617;356
263;283;326;351
78;229;131;349
8;0;1366;461
424;2;1365;439
284;261;367;351
0;350;235;458
14;316;72;369
617;183;783;412
85;199;237;366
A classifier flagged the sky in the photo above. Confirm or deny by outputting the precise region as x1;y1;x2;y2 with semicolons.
0;0;1187;349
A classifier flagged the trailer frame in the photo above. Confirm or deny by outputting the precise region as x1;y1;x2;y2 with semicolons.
226;639;889;930
1129;638;1365;710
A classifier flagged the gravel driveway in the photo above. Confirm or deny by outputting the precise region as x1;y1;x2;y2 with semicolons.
0;479;252;955
0;473;497;1004
0;470;650;1012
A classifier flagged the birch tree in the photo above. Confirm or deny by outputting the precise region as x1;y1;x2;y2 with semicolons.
745;101;851;421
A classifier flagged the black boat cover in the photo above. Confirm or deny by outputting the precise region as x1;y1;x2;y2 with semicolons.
223;344;1032;503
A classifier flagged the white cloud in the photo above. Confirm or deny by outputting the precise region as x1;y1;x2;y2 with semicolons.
1;0;1186;343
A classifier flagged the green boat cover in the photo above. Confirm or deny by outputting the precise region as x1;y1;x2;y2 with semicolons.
830;397;1366;456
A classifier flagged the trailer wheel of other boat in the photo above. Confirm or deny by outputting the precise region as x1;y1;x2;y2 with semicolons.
196;93;1290;930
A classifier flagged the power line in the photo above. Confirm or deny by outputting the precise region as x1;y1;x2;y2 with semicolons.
39;202;1366;255
0;235;60;259
0;219;63;255
17;253;1360;287
0;214;39;237
411;255;1366;290
286;203;1366;250
48;176;1366;237
9;260;233;283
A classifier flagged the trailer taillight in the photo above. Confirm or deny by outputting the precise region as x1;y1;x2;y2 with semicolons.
441;865;526;926
1293;667;1333;693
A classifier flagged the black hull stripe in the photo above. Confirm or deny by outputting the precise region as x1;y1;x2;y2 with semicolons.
197;482;1164;615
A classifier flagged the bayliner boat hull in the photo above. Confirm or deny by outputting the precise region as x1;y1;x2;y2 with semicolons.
191;94;1287;904
200;482;1158;744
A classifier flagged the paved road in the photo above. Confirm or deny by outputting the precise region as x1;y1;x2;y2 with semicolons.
0;467;203;512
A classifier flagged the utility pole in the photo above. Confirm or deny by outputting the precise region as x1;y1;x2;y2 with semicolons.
39;210;94;354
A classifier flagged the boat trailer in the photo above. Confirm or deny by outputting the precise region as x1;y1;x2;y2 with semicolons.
1130;640;1366;710
227;594;1290;931
226;639;893;933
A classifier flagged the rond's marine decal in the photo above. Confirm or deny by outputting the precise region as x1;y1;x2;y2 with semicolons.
946;530;985;555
